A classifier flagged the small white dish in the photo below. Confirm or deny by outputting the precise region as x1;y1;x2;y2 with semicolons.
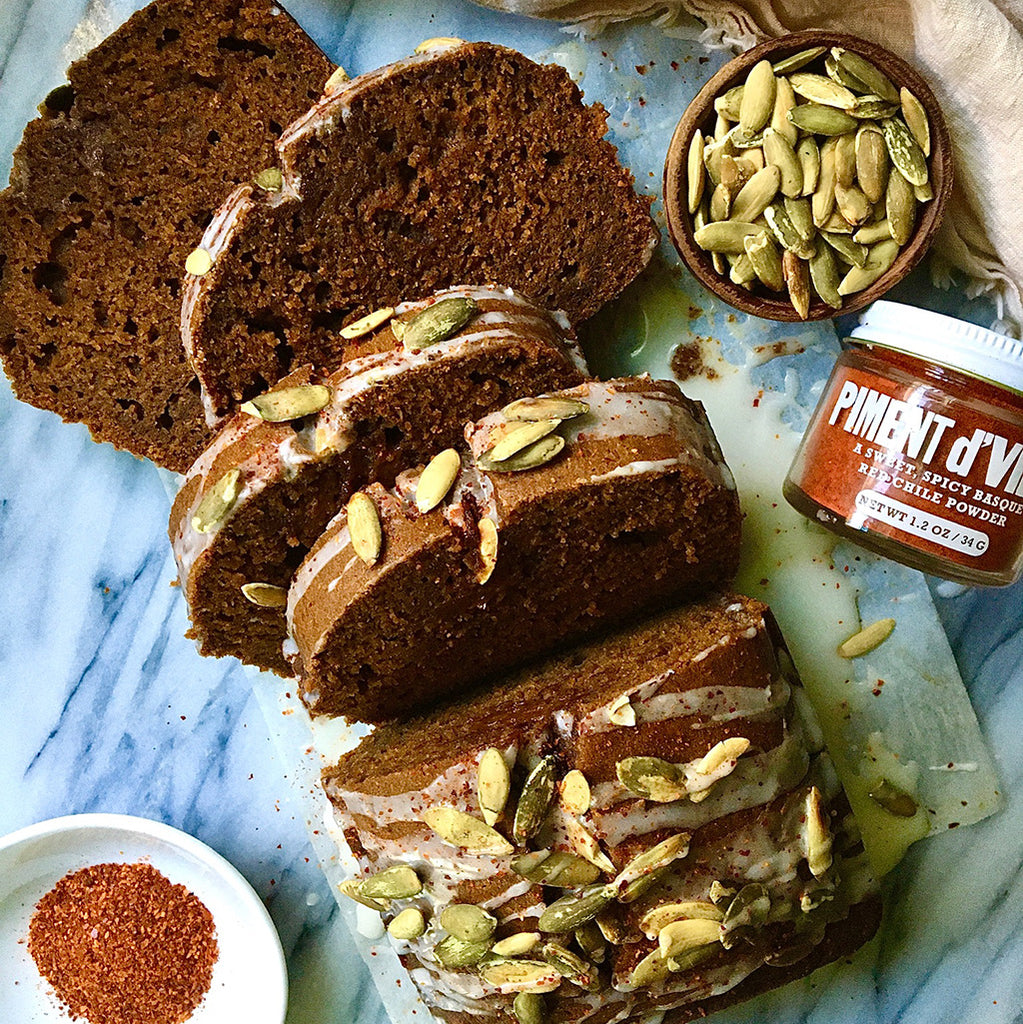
0;813;288;1023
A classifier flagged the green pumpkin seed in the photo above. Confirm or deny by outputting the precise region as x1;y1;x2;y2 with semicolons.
394;296;479;351
739;60;776;134
339;305;396;340
846;94;899;119
831;48;898;103
783;250;811;320
614;834;691;898
868;777;919;818
834;133;856;188
640;901;724;936
710;181;732;222
770;75;798;147
834;184;872;226
360;865;422;900
714;84;744;121
900;86;931;156
688;132;706;214
538;885;615;934
560;769;591;816
502;396;589;423
658;918;722;958
387;907;426;940
722;882;771;930
434;934;493;968
240;383;332;422
720;154;752;196
253;167;284;192
762;128;802;198
765;203;815;259
729;164;781;223
573;922;606;963
338;877;389;912
744;231;785;292
837;616;896;657
493;932;542;957
477;747;512;826
696;737;750;776
478;434;565;473
837;239;899;295
666;944;719;973
821;231;869;268
347;491;383;566
616;756;687;802
812;137;838;226
511;849;601;887
714;112;731;141
796;137;820;195
240;582;287;608
886;168;917;245
822;209;856;234
783;196;814;241
486;419;561;463
191;468;241;533
787;103;858;136
809;245;843;309
513;756;558;844
441;904;497;943
512;991;547;1024
824;53;870;93
788;72;857;109
422;806;514;855
880;117;929;186
914;180;934;202
480;960;561;993
415;448;461;513
729;124;767;149
771;45;827;75
543;943;598;990
855;126;889;203
626;948;670;989
323;65;351;94
804;786;833;878
693;220;762;254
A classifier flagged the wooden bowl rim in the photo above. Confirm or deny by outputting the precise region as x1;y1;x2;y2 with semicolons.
662;29;953;323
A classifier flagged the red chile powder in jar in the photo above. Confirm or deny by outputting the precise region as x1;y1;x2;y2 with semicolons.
785;302;1023;586
28;861;218;1024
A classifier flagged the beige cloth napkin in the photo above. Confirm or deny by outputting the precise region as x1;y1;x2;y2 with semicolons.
478;0;1023;335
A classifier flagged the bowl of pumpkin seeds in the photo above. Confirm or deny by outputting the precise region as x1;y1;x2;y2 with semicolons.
663;30;951;321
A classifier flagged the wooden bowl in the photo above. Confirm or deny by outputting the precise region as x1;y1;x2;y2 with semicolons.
663;30;953;322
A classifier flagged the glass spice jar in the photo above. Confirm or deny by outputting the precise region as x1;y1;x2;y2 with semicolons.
785;301;1023;586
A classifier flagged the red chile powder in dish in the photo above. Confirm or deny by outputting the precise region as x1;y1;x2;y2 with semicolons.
27;862;218;1024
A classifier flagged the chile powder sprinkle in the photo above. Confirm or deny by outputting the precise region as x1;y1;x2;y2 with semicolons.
27;862;218;1024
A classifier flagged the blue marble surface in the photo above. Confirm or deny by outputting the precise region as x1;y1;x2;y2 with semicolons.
1;2;1022;1023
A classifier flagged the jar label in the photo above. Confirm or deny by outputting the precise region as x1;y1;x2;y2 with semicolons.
797;362;1023;574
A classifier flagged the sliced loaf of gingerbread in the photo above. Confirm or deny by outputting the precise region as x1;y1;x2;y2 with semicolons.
182;40;658;423
170;285;587;675
323;593;880;1024
287;377;741;721
0;0;334;470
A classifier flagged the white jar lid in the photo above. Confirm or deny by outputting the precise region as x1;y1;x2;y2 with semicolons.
849;300;1023;396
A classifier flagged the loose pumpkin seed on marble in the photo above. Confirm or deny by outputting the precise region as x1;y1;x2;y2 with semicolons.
513;756;558;844
739;60;776;134
837;616;896;657
191;468;241;533
347;491;383;566
868;777;919;817
240;582;287;608
477;747;512;826
415;448;461;513
422;806;514;855
240;383;332;422
901;86;931;155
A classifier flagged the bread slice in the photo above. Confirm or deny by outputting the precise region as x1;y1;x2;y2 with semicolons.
287;378;741;722
182;40;658;423
323;593;881;1024
170;285;587;675
0;0;333;470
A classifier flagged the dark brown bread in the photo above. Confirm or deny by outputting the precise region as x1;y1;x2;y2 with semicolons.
0;0;333;470
323;594;881;1024
182;41;658;422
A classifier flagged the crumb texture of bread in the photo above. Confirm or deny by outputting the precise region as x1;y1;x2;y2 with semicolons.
184;42;658;421
0;0;333;470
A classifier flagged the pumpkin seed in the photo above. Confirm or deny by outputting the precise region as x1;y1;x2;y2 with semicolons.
900;86;931;156
616;756;687;802
822;209;856;234
868;777;919;817
744;147;765;172
765;203;815;259
804;785;833;877
821;230;869;267
771;45;827;75
838;616;896;657
480;960;561;993
338;877;389;912
722;882;771;930
607;694;636;726
709;880;737;905
658;918;722;958
560;770;591;816
538;885;615;933
809;245;843;309
434;934;493;968
441;904;497;943
347;491;383;566
729;124;767;149
360;865;422;900
513;756;558;844
812;137;839;225
640;901;724;936
762;129;802;198
240;384;332;422
846;94;899;119
595;908;627;944
688;132;706;214
782;250;811;320
695;221;763;256
422;806;514;855
184;247;213;276
510;849;550;879
770;75;798;147
191;468;241;533
714;112;731;141
739;60;776;134
835;183;873;226
881;116;929;185
501;396;588;422
543;943;598;990
512;991;547;1024
477;747;511;826
744;231;785;291
696;737;750;775
702;136;728;186
714;84;744;121
914;180;934;202
415;448;461;513
796;137;820;195
323;65;351;94
783;196;815;241
563;816;616;874
574;922;606;963
788;72;857;109
387;907;426;940
477;516;499;585
395;296;479;351
831;48;898;102
834;132;856;188
339;306;395;340
729;253;756;286
886;169;917;245
486;420;561;463
493;932;542;957
709;181;732;222
511;850;601;887
720;154;752;196
253;167;283;192
240;582;287;608
787;103;858;136
477;434;565;473
626;948;670;989
837;239;899;294
729;164;774;223
666;945;718;973
414;36;466;53
614;834;691;898
824;53;870;93
855;125;889;203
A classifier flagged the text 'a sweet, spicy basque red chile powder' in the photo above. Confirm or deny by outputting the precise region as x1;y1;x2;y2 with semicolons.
785;301;1023;587
27;861;218;1024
